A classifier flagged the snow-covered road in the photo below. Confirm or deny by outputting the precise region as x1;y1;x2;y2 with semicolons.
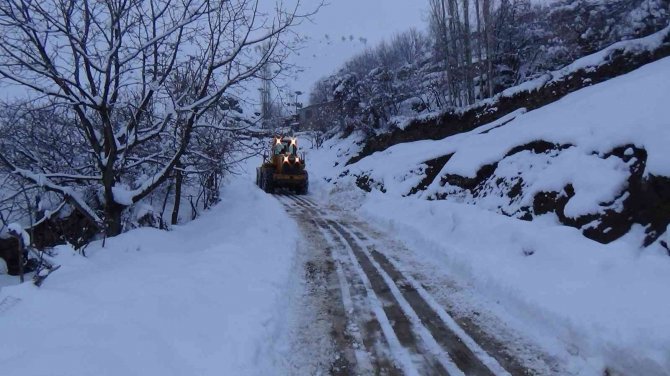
277;193;552;375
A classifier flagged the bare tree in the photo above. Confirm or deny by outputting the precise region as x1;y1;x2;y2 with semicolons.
482;0;494;97
391;28;428;67
0;0;319;236
463;0;476;104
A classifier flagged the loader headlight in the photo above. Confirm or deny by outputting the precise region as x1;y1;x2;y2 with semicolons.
283;156;289;163
295;157;300;163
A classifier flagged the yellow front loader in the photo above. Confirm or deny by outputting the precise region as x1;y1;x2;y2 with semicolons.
256;136;309;194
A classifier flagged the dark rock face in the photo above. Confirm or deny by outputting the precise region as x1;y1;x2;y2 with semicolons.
0;209;99;276
533;186;573;219
418;142;670;247
562;145;670;245
0;237;21;275
31;209;99;250
355;174;386;194
347;32;670;166
439;163;500;194
407;154;453;196
641;177;670;245
504;140;572;158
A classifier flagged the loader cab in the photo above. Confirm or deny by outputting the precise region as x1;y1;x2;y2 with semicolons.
272;137;298;157
273;141;285;156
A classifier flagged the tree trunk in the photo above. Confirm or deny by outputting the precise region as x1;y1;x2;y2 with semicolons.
105;202;125;236
102;146;124;236
171;161;183;225
439;0;453;107
463;0;475;105
483;0;494;98
475;0;483;63
16;234;24;283
430;0;452;107
474;0;483;100
160;182;173;229
447;0;462;106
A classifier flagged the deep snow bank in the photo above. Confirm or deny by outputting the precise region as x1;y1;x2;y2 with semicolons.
336;56;670;247
0;178;298;376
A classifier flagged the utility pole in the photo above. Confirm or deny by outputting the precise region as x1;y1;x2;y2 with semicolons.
259;43;273;128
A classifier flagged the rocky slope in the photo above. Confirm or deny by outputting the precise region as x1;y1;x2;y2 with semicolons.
328;29;670;250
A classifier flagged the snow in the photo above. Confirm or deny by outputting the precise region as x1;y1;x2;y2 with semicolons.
302;53;670;374
339;109;527;197
498;25;670;100
444;55;670;178
482;148;630;218
359;194;670;374
0;178;300;376
333;56;670;221
0;26;667;376
6;222;30;246
112;185;135;206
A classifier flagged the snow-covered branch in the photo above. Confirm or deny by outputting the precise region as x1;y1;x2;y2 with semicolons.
0;0;319;236
0;151;103;226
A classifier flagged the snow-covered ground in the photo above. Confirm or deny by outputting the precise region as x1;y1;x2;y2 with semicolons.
346;54;670;191
0;175;300;376
1;51;668;376
360;194;670;374
301;56;670;374
332;55;670;247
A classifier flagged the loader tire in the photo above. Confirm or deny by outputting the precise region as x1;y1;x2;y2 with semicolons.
263;170;274;194
297;178;309;195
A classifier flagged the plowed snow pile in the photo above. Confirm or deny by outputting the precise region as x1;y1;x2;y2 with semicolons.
0;179;299;376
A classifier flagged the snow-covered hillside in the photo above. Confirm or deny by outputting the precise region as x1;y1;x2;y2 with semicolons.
329;55;670;249
301;55;670;374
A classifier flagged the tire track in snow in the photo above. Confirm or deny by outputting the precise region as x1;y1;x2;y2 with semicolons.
334;222;510;376
321;218;451;376
284;195;448;374
310;218;375;372
340;209;542;375
313;218;405;375
278;194;524;375
280;195;403;375
276;194;358;374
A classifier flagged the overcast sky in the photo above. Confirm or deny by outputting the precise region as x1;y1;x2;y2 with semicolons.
286;1;429;98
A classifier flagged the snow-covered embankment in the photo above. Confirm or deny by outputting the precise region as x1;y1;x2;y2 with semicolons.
0;178;298;376
307;55;670;374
